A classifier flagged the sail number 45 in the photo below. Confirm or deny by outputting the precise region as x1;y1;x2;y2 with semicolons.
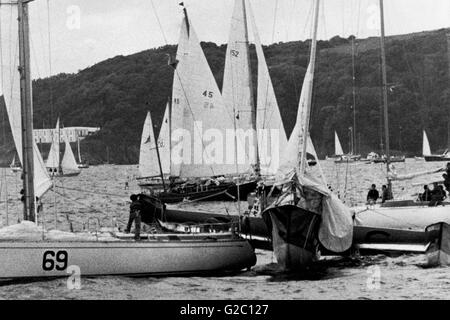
42;250;68;271
202;90;213;98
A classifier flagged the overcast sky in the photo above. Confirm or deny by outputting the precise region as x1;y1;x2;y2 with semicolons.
21;0;450;78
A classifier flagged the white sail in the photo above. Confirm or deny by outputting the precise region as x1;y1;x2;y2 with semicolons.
158;103;171;175
278;63;313;174
247;0;288;176
10;155;15;167
46;118;60;169
423;130;431;156
61;134;80;173
334;131;344;156
222;0;255;173
171;13;238;178
0;5;51;198
139;112;160;178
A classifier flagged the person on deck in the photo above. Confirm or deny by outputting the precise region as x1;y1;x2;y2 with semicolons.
429;183;445;206
381;185;392;203
126;194;142;240
420;185;431;202
366;184;379;204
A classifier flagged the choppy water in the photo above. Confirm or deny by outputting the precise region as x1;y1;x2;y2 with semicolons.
0;159;449;300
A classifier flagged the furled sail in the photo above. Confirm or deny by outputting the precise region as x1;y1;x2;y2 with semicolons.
61;134;81;173
171;11;238;178
278;63;313;174
335;131;344;156
222;0;256;174
46;118;61;169
139;112;160;178
247;0;288;176
422;130;431;156
0;5;51;198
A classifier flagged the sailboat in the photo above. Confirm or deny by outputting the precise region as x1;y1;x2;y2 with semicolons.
137;109;170;190
0;0;256;279
45;118;81;177
137;4;258;203
422;130;450;162
260;0;354;270
9;154;21;173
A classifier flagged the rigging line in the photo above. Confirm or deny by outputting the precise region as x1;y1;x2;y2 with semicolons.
46;0;54;126
149;0;169;45
54;184;131;198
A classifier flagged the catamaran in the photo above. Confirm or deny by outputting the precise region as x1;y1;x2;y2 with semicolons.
0;0;256;279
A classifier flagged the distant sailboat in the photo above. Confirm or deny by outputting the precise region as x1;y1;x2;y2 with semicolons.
422;130;450;162
10;154;21;173
45;118;81;177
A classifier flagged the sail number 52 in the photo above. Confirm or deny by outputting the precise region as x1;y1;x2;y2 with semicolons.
42;250;68;271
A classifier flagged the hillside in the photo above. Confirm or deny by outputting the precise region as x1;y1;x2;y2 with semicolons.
1;27;449;165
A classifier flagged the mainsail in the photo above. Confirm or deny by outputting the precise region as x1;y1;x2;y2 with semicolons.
423;130;431;156
139;112;160;178
171;11;238;178
334;131;344;156
247;0;288;176
0;5;51;198
158;103;171;175
222;0;256;174
46;118;61;169
61;134;80;173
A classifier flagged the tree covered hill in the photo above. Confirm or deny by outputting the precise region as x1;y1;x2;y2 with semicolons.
1;27;449;165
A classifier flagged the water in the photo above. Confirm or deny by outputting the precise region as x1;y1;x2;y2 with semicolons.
0;160;448;299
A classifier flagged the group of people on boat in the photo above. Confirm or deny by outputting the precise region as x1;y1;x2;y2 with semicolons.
366;184;392;204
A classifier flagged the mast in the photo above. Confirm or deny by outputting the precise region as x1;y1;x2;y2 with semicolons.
149;111;166;191
18;0;35;221
299;0;320;175
379;0;392;192
242;0;259;178
351;36;357;155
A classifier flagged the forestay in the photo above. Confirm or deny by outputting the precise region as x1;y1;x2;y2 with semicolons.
0;5;51;198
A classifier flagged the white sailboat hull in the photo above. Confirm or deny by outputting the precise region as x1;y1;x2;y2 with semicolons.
354;205;450;231
0;236;256;278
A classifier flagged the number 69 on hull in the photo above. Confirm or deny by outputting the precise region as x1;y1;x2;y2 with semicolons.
0;238;256;279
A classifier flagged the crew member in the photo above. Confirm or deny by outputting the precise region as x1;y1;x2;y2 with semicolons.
366;184;379;204
126;194;142;240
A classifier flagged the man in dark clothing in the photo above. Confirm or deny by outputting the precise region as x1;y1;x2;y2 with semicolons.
381;185;392;203
366;184;379;204
429;183;444;206
421;185;431;202
126;194;142;240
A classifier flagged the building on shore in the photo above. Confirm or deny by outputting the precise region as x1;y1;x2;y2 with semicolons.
33;127;100;144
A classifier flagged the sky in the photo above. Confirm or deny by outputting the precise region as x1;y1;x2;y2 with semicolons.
15;0;450;77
